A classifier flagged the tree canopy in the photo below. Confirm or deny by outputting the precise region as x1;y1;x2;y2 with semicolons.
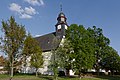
56;24;120;76
23;34;43;77
0;16;26;78
66;24;96;76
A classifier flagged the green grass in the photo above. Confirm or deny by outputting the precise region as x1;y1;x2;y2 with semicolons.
0;74;120;80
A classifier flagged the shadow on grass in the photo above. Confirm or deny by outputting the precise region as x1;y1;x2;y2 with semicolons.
39;76;53;80
39;75;78;80
95;75;120;80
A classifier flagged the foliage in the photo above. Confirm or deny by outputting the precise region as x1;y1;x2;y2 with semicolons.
30;46;43;77
50;24;120;76
23;34;38;56
22;34;38;73
65;24;96;76
49;38;60;80
101;46;120;75
0;56;6;67
87;26;110;75
55;39;74;76
23;34;43;77
0;56;9;73
0;16;26;78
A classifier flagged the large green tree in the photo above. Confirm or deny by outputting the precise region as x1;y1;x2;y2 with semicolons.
66;24;95;77
101;46;120;75
0;16;26;78
23;34;43;77
87;26;110;75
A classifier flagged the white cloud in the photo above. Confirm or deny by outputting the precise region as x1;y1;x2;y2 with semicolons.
9;3;24;13
24;0;44;6
39;0;44;5
20;13;32;19
24;6;37;15
9;3;38;19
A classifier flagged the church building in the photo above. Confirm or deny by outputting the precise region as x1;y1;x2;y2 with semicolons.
35;10;69;75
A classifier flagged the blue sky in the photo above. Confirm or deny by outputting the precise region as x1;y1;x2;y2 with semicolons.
0;0;120;55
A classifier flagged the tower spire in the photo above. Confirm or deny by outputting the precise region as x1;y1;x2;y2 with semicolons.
60;3;62;12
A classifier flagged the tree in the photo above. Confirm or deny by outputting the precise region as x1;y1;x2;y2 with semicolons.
49;38;60;80
55;39;73;77
0;56;5;67
101;46;120;75
51;50;59;80
49;37;74;78
22;34;36;73
30;46;43;77
0;16;26;78
57;24;112;77
87;26;110;75
49;36;72;79
0;56;8;72
66;24;95;77
23;34;43;77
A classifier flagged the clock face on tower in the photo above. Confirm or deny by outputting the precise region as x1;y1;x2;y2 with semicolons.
57;25;61;29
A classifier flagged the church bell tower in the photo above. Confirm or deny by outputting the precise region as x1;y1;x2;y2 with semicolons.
55;5;68;39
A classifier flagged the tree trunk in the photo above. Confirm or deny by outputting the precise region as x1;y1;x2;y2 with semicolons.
79;69;82;79
95;62;100;76
97;68;99;76
110;69;114;75
65;69;70;77
24;56;27;73
10;66;13;77
36;68;38;77
10;58;14;80
53;67;58;80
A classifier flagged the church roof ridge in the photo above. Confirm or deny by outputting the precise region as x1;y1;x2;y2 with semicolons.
35;32;56;38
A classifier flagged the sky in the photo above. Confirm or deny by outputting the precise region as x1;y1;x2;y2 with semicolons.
0;0;120;56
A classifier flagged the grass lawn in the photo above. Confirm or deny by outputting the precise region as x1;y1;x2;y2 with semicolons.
0;74;120;80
